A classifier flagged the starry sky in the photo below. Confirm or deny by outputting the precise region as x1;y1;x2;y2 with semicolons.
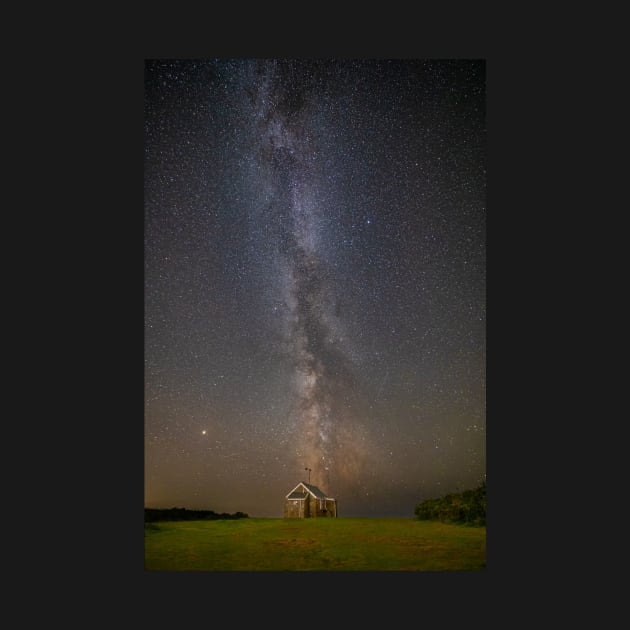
144;59;485;518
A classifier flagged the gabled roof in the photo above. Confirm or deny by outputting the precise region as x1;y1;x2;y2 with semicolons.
285;481;333;500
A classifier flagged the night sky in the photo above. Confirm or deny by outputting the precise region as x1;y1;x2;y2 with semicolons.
144;59;486;517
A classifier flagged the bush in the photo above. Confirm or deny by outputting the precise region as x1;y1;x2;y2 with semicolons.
414;481;485;526
145;508;249;522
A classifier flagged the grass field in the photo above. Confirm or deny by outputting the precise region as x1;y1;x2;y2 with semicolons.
144;517;486;571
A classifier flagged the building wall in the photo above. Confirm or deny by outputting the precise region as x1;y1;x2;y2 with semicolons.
284;496;337;518
308;496;337;517
325;498;337;517
284;499;304;518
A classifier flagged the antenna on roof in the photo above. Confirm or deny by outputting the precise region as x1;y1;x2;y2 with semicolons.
304;467;311;483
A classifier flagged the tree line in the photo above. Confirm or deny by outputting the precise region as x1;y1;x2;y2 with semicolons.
414;481;486;526
145;508;249;522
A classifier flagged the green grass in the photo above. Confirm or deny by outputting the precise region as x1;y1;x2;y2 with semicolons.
144;517;486;571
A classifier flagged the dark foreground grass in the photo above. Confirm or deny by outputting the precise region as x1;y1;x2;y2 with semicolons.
144;517;485;571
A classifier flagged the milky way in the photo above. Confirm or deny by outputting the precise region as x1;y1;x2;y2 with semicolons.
244;61;376;495
145;59;486;516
